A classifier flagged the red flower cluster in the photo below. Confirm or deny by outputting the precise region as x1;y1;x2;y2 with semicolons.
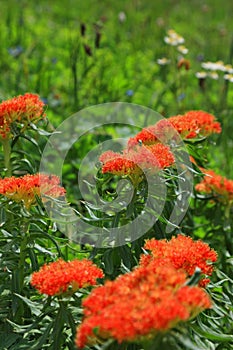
0;93;45;139
128;110;221;147
76;261;212;348
169;110;221;138
100;150;138;176
99;110;220;178
195;169;233;203
127;119;178;148
140;234;217;287
0;173;66;209
31;258;104;296
100;143;175;177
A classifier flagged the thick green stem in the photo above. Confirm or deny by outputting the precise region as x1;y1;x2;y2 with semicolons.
13;219;30;324
223;204;233;256
51;299;66;350
19;217;31;288
18;232;29;291
141;334;165;350
2;138;12;177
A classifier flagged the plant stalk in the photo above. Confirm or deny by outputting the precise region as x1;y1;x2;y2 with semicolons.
2;138;12;177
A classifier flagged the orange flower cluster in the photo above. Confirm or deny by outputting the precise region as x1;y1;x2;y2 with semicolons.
128;110;221;147
31;258;104;296
0;93;45;139
140;234;217;287
0;173;66;209
100;110;221;178
100;143;175;177
127;119;179;148
76;258;212;348
100;150;138;176
169;110;221;139
195;169;233;203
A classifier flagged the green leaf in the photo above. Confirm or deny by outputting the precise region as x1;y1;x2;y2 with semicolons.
14;293;42;316
51;305;66;349
0;333;21;350
119;245;133;270
30;122;60;136
6;319;32;333
176;337;202;350
29;322;54;350
185;267;202;286
33;243;54;255
28;248;39;270
18;134;40;149
191;323;233;342
29;231;63;256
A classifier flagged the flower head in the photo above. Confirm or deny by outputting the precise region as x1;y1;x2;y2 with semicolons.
164;29;185;46
195;169;233;203
0;93;45;139
177;45;189;55
195;71;208;79
127;110;221;148
127;119;178;148
169;110;221;138
201;60;225;71
0;173;66;209
157;57;171;65
99;143;174;177
31;258;104;296
76;262;211;348
141;144;175;169
100;151;138;176
208;71;219;80
224;64;233;73
224;64;233;74
224;73;233;82
140;234;217;286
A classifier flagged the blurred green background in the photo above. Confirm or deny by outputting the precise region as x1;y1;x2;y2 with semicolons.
0;0;232;174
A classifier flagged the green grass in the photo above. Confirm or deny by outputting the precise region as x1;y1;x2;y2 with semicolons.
1;1;232;103
0;0;232;177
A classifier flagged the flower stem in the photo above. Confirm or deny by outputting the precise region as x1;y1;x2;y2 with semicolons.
2;138;12;177
223;204;233;255
13;218;30;324
18;232;29;291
